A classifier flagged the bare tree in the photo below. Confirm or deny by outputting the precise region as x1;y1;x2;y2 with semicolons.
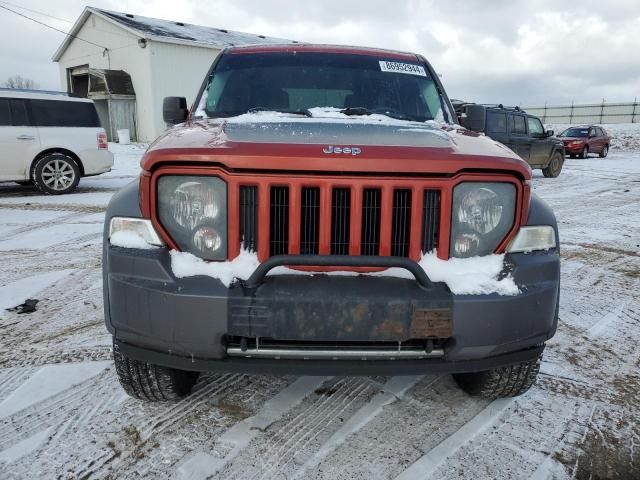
4;75;39;89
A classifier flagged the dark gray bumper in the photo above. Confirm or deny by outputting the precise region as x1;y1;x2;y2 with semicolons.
104;245;559;373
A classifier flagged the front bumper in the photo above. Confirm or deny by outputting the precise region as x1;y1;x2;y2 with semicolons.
105;245;560;375
563;144;585;154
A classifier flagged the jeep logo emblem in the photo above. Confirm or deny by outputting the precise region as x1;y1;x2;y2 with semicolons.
323;145;362;155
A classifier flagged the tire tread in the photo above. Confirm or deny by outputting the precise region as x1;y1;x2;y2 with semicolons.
113;342;199;401
453;353;542;399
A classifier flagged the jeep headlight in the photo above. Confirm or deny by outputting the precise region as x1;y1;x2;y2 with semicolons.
450;182;516;258
157;176;227;260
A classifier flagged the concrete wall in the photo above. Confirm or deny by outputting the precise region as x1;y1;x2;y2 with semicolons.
523;101;640;125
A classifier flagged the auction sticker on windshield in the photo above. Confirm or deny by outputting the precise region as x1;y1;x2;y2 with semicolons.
379;61;427;77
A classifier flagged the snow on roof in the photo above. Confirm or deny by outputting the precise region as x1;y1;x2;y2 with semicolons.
53;6;295;61
94;8;293;48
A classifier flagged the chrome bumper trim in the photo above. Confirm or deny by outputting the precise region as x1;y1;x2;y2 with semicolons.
226;347;444;360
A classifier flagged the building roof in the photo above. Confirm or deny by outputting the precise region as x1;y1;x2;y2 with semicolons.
53;6;294;61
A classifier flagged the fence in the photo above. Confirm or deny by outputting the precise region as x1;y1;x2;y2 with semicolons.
522;99;639;124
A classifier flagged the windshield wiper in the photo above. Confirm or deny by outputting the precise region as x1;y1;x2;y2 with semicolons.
339;106;419;122
340;107;371;116
247;107;312;117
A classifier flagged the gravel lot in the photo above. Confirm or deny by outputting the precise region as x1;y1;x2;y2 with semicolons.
0;140;638;479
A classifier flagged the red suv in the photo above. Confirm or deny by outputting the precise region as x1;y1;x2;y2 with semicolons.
103;44;560;402
558;125;610;159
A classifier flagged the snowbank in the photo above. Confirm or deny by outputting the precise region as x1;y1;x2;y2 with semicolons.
169;249;519;295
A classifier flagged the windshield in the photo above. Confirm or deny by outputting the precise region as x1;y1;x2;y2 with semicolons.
196;52;450;123
559;127;589;137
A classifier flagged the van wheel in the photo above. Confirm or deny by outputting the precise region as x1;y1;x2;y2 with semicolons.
542;152;563;178
32;153;80;195
599;145;609;158
453;353;542;399
113;342;199;401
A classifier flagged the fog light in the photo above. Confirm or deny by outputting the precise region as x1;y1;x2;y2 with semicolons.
193;226;222;254
453;232;481;258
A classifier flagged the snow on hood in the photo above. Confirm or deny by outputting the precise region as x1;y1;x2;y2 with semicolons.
169;248;519;296
151;109;525;169
220;109;451;148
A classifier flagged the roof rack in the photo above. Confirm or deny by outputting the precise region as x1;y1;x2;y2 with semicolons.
452;101;527;115
481;103;526;113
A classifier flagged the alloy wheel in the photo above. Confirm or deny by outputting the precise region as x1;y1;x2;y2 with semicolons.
41;159;76;191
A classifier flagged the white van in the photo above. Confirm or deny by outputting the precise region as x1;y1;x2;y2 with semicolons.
0;89;114;195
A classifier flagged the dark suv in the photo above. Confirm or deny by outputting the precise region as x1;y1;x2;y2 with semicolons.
558;125;610;159
456;103;565;178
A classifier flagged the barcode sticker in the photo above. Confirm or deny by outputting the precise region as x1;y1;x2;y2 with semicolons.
379;61;427;77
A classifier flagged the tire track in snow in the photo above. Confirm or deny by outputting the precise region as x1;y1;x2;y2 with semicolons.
291;375;426;480
139;373;244;439
253;378;372;480
0;368;33;403
176;375;328;480
0;210;98;242
0;368;112;453
395;398;513;480
74;373;247;479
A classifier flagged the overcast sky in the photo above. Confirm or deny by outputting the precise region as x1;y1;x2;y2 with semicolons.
1;0;639;106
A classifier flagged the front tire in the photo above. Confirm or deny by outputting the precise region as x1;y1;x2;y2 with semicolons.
32;153;80;195
580;146;589;159
599;145;609;158
113;342;200;401
453;352;542;399
542;152;563;178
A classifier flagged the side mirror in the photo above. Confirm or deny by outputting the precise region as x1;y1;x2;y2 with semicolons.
163;97;188;125
546;130;554;137
459;104;486;132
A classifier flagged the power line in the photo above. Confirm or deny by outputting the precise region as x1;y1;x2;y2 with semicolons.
0;3;107;51
0;1;73;23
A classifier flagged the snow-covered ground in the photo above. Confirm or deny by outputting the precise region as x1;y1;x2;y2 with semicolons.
0;137;638;479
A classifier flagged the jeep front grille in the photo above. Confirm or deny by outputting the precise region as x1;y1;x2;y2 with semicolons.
361;188;381;256
269;186;289;256
391;189;412;257
330;188;351;255
239;186;258;252
421;189;440;254
237;180;441;260
300;187;320;255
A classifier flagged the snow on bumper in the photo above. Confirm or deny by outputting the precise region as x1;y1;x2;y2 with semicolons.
169;249;519;296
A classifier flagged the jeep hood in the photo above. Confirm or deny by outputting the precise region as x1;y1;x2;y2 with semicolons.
144;115;531;178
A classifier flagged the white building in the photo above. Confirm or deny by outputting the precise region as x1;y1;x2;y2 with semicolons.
53;7;292;142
